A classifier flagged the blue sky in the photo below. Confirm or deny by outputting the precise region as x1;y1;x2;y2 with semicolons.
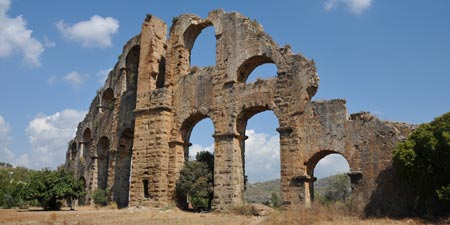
0;0;449;181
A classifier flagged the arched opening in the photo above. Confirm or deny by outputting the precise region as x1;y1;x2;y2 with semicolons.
78;177;87;205
113;128;133;208
307;152;350;204
184;23;215;68
237;56;277;83
82;128;91;159
237;108;281;206
97;137;110;190
102;88;114;111
177;114;215;210
70;142;77;161
126;46;139;91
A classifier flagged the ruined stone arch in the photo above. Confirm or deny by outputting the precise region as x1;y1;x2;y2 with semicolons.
236;55;277;83
179;111;217;152
236;106;281;193
101;88;115;111
66;10;414;214
70;142;77;161
78;176;87;205
125;45;140;91
304;150;356;203
113;128;133;208
166;14;217;85
304;150;353;178
82;128;92;158
97;136;110;190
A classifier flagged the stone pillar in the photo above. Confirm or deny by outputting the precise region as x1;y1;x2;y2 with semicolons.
213;133;244;211
347;171;363;210
129;14;168;207
278;126;310;208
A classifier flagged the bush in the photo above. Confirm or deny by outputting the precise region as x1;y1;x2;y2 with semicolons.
231;204;258;216
93;189;109;206
393;111;450;215
176;151;214;211
0;165;32;208
20;168;84;210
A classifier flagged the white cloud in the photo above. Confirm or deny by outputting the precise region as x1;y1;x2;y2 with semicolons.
56;15;119;48
97;68;112;84
63;71;88;89
0;0;44;66
189;129;351;183
244;129;280;183
189;143;213;160
25;109;86;169
314;154;350;179
324;0;372;15
0;114;28;167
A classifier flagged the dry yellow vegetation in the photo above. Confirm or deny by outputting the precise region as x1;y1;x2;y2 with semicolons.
0;205;445;225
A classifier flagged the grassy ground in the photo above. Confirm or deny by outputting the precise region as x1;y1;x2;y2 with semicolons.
0;205;446;225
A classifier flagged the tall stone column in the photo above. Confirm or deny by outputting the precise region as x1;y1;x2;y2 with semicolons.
129;15;168;207
347;171;363;210
278;126;310;208
167;140;189;203
213;133;244;211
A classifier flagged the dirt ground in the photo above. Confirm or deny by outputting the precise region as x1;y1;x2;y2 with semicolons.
0;206;445;225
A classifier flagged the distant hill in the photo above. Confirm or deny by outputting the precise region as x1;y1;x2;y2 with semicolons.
244;179;281;203
244;174;350;204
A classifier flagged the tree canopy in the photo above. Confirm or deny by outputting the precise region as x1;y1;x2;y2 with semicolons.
20;168;84;210
176;151;214;211
393;111;450;214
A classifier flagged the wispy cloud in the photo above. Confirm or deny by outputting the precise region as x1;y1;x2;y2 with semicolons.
324;0;372;15
56;15;119;48
0;0;44;66
97;68;112;84
63;71;88;90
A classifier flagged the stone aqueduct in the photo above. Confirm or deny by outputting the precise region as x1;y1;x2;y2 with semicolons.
66;10;413;212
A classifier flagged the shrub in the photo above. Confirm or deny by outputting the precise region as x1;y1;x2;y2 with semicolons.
393;111;450;215
93;189;109;206
19;168;84;210
230;204;258;216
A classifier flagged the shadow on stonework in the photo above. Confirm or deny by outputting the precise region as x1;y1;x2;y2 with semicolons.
364;166;417;218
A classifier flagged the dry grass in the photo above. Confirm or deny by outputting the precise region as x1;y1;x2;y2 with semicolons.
259;203;445;225
0;206;258;225
0;204;447;225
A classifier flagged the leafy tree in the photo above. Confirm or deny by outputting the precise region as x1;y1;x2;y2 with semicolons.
93;188;109;206
0;165;32;208
176;151;214;211
270;192;281;208
20;168;84;210
393;111;450;214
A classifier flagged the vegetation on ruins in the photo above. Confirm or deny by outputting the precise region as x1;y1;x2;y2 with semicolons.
393;111;450;215
176;151;214;211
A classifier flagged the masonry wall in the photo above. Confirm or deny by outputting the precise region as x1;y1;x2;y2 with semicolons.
66;9;414;214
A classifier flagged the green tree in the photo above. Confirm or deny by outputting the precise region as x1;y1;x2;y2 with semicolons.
270;192;281;208
176;151;214;211
393;111;450;214
0;165;32;208
20;168;84;210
